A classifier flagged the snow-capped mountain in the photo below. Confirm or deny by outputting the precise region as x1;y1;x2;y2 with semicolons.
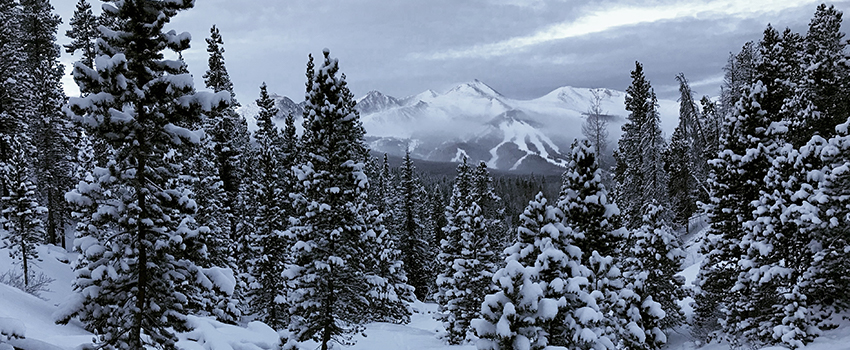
238;80;678;174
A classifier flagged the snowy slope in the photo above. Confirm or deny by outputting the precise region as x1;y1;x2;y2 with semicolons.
3;228;849;350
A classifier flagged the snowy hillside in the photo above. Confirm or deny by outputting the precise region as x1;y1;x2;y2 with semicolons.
3;227;849;350
238;80;679;174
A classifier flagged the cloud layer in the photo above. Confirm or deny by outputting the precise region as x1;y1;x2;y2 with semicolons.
53;0;848;105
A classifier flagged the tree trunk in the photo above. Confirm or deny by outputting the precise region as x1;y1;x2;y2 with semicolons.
131;154;148;349
21;215;29;287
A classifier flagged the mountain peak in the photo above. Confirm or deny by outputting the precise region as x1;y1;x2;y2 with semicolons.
448;79;503;98
357;90;400;114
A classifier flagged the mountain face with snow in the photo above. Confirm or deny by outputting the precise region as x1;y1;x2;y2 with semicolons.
239;80;678;174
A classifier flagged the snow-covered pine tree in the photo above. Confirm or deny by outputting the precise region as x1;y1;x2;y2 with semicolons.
1;135;46;287
181;138;240;324
72;130;95;185
560;139;621;263
430;185;448;250
370;153;398;231
801;4;849;137
719;41;758;117
56;1;227;348
623;204;686;338
436;157;499;344
717;25;810;346
474;204;556;350
666;73;712;230
64;0;98;69
693;80;773;344
0;0;26;206
735;137;825;348
203;24;250;253
503;192;592;349
247;82;289;329
396;150;434;301
474;258;544;350
615;61;668;228
20;0;72;248
559;139;625;349
472;161;508;246
664;125;696;231
283;49;409;350
811;118;850;321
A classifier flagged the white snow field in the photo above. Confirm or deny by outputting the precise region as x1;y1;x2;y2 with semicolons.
1;227;848;350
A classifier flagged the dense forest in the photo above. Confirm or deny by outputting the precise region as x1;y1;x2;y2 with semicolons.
0;1;849;350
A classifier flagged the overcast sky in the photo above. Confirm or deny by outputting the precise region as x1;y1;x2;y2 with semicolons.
53;0;848;103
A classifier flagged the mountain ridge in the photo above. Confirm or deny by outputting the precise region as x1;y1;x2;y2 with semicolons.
238;80;679;174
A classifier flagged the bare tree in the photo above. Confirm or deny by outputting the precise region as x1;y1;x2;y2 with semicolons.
582;88;609;167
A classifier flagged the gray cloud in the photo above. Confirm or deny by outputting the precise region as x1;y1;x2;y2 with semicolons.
53;0;850;105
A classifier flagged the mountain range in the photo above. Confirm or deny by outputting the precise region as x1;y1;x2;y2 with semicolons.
238;79;679;174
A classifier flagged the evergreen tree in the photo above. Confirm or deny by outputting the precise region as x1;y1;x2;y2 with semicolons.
0;0;26;194
666;73;714;230
664;125;696;231
64;0;98;68
283;49;408;350
396;150;434;301
734;138;824;348
430;185;448;250
615;61;668;228
693;81;772;343
624;204;686;334
180;128;240;324
436;157;499;344
21;0;71;248
474;256;546;350
1;136;46;287
801;4;849;138
507;192;596;349
560;139;621;262
720;41;758;116
203;24;250;253
811;119;850;319
56;1;222;348
247;83;288;329
559;140;626;350
472;161;508;246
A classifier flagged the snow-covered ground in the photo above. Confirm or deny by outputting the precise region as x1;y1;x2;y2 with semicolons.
1;227;848;350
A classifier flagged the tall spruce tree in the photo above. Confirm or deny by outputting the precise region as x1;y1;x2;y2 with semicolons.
203;24;250;254
560;139;621;262
624;204;686;332
436;157;499;344
811;119;850;320
21;0;71;248
1;135;46;287
283;49;409;350
615;61;668;228
0;0;26;189
64;0;98;69
693;81;772;343
396;150;433;301
474;195;559;350
664;125;696;231
247;82;288;329
56;1;224;348
801;4;849;138
559;139;626;349
720;41;758;117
